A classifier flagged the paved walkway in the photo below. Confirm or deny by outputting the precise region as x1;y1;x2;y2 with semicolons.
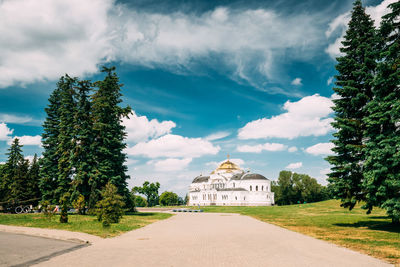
0;232;86;267
31;212;391;267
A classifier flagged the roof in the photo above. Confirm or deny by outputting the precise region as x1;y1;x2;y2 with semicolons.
192;175;210;183
212;159;242;173
241;173;268;180
231;173;243;180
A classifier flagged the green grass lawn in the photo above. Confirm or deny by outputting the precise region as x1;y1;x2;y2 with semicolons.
199;200;400;265
0;212;172;238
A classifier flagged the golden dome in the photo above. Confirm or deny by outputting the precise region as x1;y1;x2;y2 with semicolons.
212;155;242;173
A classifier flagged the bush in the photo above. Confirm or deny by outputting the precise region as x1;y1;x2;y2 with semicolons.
72;194;86;215
40;200;55;221
96;182;125;227
134;195;147;207
159;191;179;206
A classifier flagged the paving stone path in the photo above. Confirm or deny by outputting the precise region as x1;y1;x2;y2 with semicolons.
32;212;391;267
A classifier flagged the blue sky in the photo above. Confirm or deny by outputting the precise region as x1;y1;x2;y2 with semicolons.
0;0;395;196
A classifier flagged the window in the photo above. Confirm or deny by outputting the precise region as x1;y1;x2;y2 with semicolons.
256;185;258;191
233;183;235;188
250;186;252;191
235;196;237;200
262;186;264;191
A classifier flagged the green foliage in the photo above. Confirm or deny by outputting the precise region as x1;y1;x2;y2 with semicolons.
1;139;36;203
72;80;95;210
96;182;125;227
134;181;160;207
72;194;86;215
40;200;55;221
40;85;62;203
362;1;400;224
133;195;147;207
91;67;132;210
272;171;330;205
26;154;41;204
159;191;179;206
56;75;77;203
327;1;400;224
40;67;133;212
327;0;377;210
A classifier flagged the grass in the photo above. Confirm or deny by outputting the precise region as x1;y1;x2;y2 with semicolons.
0;212;172;238
198;200;400;265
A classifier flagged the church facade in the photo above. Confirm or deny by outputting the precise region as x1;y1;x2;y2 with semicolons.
188;157;274;206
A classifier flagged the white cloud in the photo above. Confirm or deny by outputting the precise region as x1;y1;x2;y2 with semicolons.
149;157;192;172
122;111;176;143
305;142;334;156
0;113;32;124
291;78;302;86
325;0;396;59
25;155;42;162
237;143;287;153
205;131;231;141
288;146;298;152
126;134;220;158
0;123;13;141
0;0;113;88
238;94;334;140
8;135;42;146
286;162;302;169
327;76;334;85
319;167;331;175
0;0;325;92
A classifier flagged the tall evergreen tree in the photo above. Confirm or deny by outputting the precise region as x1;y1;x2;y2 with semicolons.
55;75;77;202
40;82;62;203
327;0;377;210
0;163;6;202
71;80;95;209
3;139;29;202
91;67;132;209
26;154;41;204
363;2;400;224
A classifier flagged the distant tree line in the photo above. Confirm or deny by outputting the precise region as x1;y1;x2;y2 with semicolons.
0;140;40;205
133;181;185;207
327;1;400;224
271;171;331;206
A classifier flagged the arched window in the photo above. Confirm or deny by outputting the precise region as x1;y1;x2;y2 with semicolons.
256;186;258;191
233;183;235;188
250;186;252;191
262;186;264;191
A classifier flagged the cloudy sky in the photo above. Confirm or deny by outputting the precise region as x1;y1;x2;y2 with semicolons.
0;0;395;196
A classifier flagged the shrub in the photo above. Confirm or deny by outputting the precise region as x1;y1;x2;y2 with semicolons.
96;182;125;227
159;191;179;206
40;200;55;221
72;194;86;215
134;195;147;207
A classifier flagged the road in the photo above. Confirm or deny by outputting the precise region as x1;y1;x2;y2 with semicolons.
0;232;86;266
34;212;391;267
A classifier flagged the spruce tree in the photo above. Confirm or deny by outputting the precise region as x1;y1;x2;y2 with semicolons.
40;83;62;203
327;0;377;210
91;67;132;210
71;80;95;211
363;1;400;224
55;75;77;203
26;154;41;204
4;138;29;202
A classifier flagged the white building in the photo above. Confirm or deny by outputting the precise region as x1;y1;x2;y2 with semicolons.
188;157;274;206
